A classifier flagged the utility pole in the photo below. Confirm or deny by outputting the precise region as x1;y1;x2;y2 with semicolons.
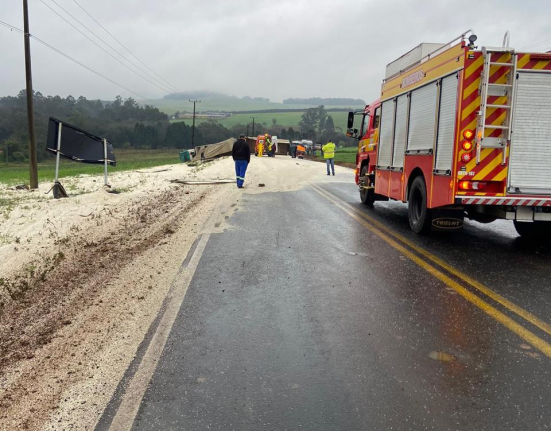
23;0;38;189
246;124;249;137
250;116;256;136
189;99;201;148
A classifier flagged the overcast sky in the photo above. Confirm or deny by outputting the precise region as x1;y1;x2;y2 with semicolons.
1;0;550;104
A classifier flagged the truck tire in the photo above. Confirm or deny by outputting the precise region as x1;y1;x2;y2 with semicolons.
513;220;551;240
359;166;375;207
408;176;432;234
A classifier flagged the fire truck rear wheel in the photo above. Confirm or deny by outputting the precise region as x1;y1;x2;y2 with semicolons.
513;220;551;240
359;166;375;207
408;176;433;234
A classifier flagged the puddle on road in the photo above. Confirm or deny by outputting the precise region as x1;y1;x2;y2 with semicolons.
428;351;456;362
518;343;541;359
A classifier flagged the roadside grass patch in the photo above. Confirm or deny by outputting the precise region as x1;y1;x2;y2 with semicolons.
307;146;357;167
0;149;181;186
0;196;19;219
0;233;14;245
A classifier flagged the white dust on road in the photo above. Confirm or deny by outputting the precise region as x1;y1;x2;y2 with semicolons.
0;155;353;431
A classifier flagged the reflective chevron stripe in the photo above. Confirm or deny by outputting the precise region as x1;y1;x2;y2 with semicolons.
457;197;551;206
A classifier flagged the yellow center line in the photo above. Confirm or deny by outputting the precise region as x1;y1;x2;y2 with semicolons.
310;184;551;358
313;183;551;337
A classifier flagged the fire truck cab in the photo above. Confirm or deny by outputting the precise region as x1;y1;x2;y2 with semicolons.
349;30;551;238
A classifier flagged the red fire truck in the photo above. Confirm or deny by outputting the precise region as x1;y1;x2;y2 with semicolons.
349;30;551;238
255;134;272;156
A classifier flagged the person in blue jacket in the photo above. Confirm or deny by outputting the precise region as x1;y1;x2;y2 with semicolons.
232;134;251;188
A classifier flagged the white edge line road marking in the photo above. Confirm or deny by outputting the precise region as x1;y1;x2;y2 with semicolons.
108;233;210;431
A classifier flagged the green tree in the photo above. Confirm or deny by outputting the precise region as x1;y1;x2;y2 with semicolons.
299;105;328;140
320;115;335;142
196;120;231;145
287;127;297;140
164;122;192;148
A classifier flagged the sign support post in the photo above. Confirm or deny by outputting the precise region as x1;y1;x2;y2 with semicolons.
103;138;109;187
54;123;62;182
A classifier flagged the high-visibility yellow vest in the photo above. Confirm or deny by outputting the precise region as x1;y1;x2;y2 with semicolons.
322;142;336;159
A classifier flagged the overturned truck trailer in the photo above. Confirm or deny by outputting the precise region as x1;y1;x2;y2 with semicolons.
193;138;237;160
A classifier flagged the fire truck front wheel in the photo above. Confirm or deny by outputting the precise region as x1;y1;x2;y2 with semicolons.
408;176;433;234
359;166;375;207
513;220;551;240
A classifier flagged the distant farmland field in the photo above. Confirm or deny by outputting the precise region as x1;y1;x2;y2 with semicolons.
152;98;363;115
171;110;352;133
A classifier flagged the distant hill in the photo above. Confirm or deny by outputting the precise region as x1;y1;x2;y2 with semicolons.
153;93;364;114
283;97;366;106
163;91;269;103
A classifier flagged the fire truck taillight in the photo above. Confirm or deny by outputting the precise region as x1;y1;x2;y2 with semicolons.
461;140;473;152
458;181;487;191
463;129;475;140
461;152;472;163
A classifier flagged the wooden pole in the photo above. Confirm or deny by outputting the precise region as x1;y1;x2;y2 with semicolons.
23;0;38;189
189;99;201;148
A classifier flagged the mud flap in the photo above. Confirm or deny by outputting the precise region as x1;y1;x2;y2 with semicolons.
431;208;464;232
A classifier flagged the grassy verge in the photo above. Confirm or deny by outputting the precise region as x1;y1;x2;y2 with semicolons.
0;149;181;186
306;147;358;169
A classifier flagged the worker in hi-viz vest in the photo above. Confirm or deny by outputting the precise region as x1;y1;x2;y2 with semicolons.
257;139;264;157
265;134;272;157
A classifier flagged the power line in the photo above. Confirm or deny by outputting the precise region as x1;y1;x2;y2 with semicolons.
48;0;179;95
39;0;172;95
38;0;174;95
0;20;151;101
32;35;152;101
71;0;186;96
519;37;551;51
0;20;24;33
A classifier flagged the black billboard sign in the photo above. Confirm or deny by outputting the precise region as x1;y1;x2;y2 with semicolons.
46;117;116;166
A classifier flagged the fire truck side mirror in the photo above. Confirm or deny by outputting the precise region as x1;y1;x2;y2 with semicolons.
346;128;359;138
347;112;354;129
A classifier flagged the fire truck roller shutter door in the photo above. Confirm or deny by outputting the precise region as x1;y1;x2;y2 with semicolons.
392;94;408;168
509;71;551;194
378;99;395;168
435;73;459;173
407;82;438;152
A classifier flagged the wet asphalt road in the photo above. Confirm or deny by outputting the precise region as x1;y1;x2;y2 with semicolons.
102;177;551;431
